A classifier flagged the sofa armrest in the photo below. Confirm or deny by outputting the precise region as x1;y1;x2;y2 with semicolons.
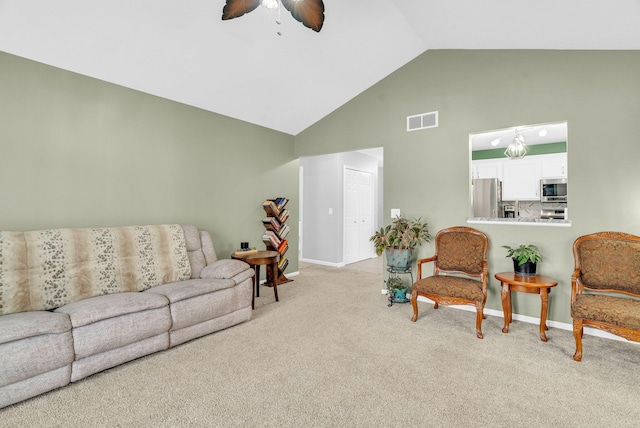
200;259;251;280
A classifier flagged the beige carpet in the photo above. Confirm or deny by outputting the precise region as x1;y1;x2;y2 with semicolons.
2;262;639;427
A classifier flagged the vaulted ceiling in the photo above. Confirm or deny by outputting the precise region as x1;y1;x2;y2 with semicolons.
1;1;639;135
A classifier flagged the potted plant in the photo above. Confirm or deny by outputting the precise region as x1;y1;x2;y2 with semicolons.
502;244;543;276
385;275;410;306
370;216;431;269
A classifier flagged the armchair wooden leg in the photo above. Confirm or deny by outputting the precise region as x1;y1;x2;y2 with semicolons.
411;289;418;322
573;319;583;361
475;302;484;339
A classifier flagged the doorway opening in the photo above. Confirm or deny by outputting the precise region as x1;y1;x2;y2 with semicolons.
299;148;383;267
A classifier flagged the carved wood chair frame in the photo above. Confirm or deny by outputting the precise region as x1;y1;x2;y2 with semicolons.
411;226;489;339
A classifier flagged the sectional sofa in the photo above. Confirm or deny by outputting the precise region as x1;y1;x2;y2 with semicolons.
0;224;254;408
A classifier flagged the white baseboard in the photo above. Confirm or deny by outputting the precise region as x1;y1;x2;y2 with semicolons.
299;258;345;268
383;290;639;345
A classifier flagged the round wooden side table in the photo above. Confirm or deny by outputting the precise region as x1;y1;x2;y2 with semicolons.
494;272;558;342
232;250;280;309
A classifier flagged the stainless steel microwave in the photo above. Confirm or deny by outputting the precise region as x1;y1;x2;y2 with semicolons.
540;178;568;202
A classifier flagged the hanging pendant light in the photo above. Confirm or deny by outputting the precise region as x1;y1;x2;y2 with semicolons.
504;129;529;159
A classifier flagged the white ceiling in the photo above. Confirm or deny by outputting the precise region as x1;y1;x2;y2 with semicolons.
1;0;639;135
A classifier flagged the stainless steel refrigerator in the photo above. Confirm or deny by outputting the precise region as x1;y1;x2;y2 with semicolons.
472;178;502;218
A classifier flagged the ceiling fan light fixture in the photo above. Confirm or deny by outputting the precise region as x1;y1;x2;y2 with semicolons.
504;130;529;159
223;0;324;32
261;0;279;9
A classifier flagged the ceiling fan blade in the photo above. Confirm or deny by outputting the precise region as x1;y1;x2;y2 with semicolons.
222;0;261;20
281;0;325;32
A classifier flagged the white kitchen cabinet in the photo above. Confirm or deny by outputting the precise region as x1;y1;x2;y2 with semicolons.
471;159;503;181
540;153;567;178
502;159;541;201
473;153;566;201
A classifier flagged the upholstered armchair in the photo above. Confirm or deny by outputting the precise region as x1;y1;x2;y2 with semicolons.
571;231;640;361
411;226;489;339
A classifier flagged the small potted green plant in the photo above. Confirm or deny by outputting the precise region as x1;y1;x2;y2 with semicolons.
370;216;431;269
385;276;409;306
502;244;543;276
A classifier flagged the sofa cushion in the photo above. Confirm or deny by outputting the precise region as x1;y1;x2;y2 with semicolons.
144;278;236;304
157;278;253;336
54;292;169;328
200;259;250;280
1;366;71;409
182;226;219;278
70;333;168;382
0;310;71;345
200;231;218;264
572;294;640;331
183;225;206;279
55;293;171;360
0;311;74;389
182;225;202;252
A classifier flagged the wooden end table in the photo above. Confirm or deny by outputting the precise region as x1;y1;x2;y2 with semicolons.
232;250;280;309
494;272;558;342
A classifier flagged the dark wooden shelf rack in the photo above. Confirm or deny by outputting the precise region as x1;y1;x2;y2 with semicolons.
261;197;293;285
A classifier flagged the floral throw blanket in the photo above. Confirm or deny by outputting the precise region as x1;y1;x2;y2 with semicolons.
0;224;191;315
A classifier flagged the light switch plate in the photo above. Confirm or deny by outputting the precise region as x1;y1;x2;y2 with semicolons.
391;209;401;218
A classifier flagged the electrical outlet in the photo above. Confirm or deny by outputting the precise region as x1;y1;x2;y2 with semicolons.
391;209;401;218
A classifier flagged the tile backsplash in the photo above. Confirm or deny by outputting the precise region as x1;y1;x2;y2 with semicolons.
503;201;567;219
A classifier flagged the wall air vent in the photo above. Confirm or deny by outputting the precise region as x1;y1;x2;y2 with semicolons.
407;111;438;132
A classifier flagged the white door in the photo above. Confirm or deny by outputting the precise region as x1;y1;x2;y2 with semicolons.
344;168;374;265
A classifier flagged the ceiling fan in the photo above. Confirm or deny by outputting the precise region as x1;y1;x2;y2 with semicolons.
222;0;325;32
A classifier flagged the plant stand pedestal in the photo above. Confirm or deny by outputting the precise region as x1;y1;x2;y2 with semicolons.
386;266;413;307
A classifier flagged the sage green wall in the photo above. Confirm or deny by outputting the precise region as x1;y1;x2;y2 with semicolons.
0;52;299;275
295;50;640;325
